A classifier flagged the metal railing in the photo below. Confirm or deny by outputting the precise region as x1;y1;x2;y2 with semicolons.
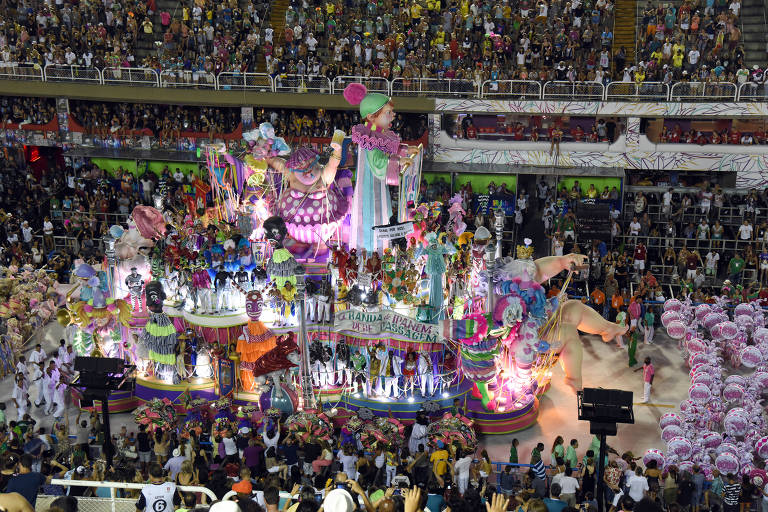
44;65;101;83
102;67;159;87
159;70;216;88
332;75;390;95
391;77;478;97
621;203;749;227
543;81;606;101
670;81;738;102
606;81;669;101
273;74;332;94
737;82;768;101
216;72;272;91
481;80;542;99
0;62;43;81
0;64;764;101
39;478;218;512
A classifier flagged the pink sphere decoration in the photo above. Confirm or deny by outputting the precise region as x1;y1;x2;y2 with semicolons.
754;328;768;344
741;346;763;368
735;303;755;317
690;363;714;378
660;412;683;430
725;375;747;387
736;315;755;332
717;443;739;456
704;312;725;330
692;372;715;388
689;382;712;404
643;449;665;468
668;436;693;459
752;371;768;390
686;338;707;353
755;436;768;459
701;431;723;449
724;410;749;436
667;320;687;340
662;310;682;328
688;352;712;368
720;321;739;340
662;425;685;442
723;383;745;402
716;452;740;474
695;304;712;321
664;299;684;312
680;399;697;413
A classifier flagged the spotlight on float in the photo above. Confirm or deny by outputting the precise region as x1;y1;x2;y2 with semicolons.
442;392;449;398
407;397;415;403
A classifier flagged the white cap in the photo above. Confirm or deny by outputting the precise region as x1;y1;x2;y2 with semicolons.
323;489;356;512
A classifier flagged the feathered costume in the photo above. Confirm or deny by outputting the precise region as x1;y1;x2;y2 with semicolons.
236;290;278;390
141;281;179;382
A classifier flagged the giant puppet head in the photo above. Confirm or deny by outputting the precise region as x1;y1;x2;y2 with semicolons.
244;290;264;321
263;216;288;249
115;206;167;261
145;281;166;314
343;83;395;132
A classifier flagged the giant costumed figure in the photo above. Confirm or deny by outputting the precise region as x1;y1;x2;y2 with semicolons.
235;288;278;391
265;135;353;247
344;83;408;252
455;250;628;411
415;232;456;323
140;281;179;383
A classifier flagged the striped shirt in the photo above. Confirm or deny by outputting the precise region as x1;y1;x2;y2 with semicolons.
723;483;741;505
532;459;547;480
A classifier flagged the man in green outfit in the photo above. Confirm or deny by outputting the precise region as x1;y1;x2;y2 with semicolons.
565;439;578;469
728;252;745;283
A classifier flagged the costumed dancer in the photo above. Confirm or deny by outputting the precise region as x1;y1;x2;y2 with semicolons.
264;216;298;300
349;348;367;394
415;233;456;323
408;411;429;454
215;268;234;312
336;341;351;388
403;352;417;396
418;350;435;396
305;280;318;323
344;83;408;253
368;342;384;395
192;258;213;314
125;267;145;311
140;281;179;383
316;280;332;323
235;289;278;391
235;266;250;307
384;350;402;398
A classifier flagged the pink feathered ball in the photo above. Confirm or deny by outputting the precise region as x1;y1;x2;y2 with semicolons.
343;83;368;106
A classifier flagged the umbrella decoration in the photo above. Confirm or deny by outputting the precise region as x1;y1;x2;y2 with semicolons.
426;413;478;451
285;409;334;443
358;417;406;450
134;398;177;431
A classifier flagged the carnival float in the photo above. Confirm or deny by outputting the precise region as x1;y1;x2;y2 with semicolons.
59;85;626;436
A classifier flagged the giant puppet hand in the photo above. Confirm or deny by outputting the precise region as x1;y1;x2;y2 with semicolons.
114;206;166;260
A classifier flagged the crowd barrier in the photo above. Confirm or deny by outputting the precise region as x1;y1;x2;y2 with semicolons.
1;65;764;101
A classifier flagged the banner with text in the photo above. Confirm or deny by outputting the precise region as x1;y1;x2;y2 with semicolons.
334;309;445;344
373;221;414;241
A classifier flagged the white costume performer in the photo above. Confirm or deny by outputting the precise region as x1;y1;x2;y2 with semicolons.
384;353;403;398
418;352;435;396
29;365;43;408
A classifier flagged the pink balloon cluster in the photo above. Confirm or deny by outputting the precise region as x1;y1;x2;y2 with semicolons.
654;297;768;480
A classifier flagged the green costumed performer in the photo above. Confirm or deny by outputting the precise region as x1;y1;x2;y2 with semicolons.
628;328;638;367
141;281;179;383
263;216;298;290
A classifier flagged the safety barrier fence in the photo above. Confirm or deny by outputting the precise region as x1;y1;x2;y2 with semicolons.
1;66;763;100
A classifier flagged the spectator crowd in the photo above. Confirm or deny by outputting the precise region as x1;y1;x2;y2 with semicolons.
0;401;737;512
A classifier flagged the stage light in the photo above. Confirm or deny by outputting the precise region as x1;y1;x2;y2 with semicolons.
329;407;338;416
354;393;361;398
407;397;415;403
442;392;449;398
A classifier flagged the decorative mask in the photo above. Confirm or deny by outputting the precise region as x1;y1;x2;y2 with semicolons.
245;291;264;320
146;281;166;313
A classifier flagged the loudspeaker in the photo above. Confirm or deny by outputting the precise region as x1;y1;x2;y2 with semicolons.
74;357;125;374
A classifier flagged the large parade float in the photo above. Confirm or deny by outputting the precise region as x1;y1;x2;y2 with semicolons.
60;86;626;436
